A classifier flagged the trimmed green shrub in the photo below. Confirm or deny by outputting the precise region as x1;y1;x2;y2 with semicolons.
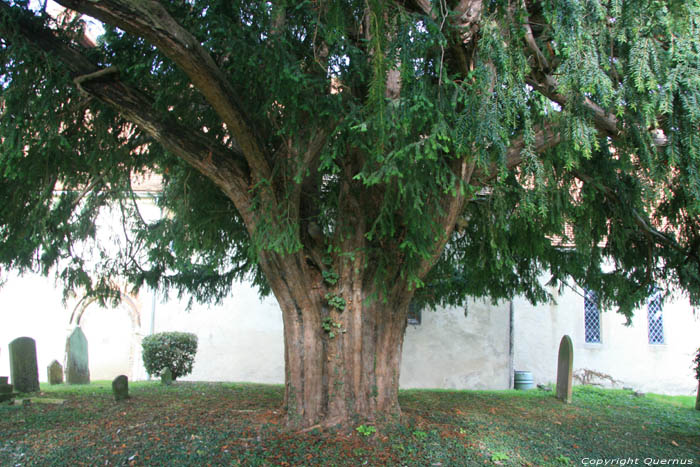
141;332;198;380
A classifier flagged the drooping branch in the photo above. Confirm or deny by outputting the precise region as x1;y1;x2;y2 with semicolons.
415;119;562;281
54;0;273;186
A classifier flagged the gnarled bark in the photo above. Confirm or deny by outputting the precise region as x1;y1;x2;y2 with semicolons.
259;250;411;429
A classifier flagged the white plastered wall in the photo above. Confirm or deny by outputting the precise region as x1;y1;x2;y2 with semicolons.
512;286;700;396
0;272;72;383
400;299;512;390
148;283;285;384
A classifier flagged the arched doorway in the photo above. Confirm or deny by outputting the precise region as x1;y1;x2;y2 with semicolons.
69;293;143;380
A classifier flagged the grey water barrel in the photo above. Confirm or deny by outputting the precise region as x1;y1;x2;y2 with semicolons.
514;370;535;390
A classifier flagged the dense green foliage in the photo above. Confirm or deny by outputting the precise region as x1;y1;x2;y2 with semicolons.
141;331;198;379
1;0;699;316
1;383;698;465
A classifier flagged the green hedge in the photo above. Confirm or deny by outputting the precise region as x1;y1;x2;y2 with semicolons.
142;332;198;380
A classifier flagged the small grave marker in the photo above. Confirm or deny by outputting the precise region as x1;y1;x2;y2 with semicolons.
47;360;64;385
161;367;173;385
112;375;129;401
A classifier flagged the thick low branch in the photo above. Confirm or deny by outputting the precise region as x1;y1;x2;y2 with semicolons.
1;4;256;226
55;0;273;186
76;69;255;223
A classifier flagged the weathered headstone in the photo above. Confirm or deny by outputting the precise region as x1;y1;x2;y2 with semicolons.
65;327;90;385
47;360;64;385
556;335;574;403
161;367;173;385
9;337;40;393
112;375;129;401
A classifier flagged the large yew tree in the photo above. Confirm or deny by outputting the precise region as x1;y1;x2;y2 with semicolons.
1;0;699;429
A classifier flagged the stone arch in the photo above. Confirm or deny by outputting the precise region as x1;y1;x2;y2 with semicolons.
69;292;141;329
68;292;143;380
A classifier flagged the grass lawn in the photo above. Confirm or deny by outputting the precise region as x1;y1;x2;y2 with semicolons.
0;382;698;466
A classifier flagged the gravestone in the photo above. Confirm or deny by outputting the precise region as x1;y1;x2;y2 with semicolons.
47;360;64;385
65;327;90;384
9;337;40;393
112;375;129;401
161;367;173;385
556;335;574;403
0;376;15;403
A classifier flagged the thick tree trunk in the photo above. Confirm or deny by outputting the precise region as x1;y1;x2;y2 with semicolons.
281;294;410;430
259;254;412;430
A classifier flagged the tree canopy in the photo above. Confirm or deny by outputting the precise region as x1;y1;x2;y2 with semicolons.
2;0;698;313
1;0;700;428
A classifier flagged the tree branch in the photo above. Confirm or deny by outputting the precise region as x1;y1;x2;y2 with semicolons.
572;170;684;253
527;74;668;146
0;4;257;226
75;68;255;223
472;122;563;183
519;0;549;72
54;0;273;186
415;156;476;282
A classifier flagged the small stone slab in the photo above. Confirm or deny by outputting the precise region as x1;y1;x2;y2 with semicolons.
47;360;64;385
0;385;16;403
161;367;173;385
0;378;16;402
9;337;40;393
112;375;129;401
66;327;90;385
23;398;65;405
556;335;574;404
